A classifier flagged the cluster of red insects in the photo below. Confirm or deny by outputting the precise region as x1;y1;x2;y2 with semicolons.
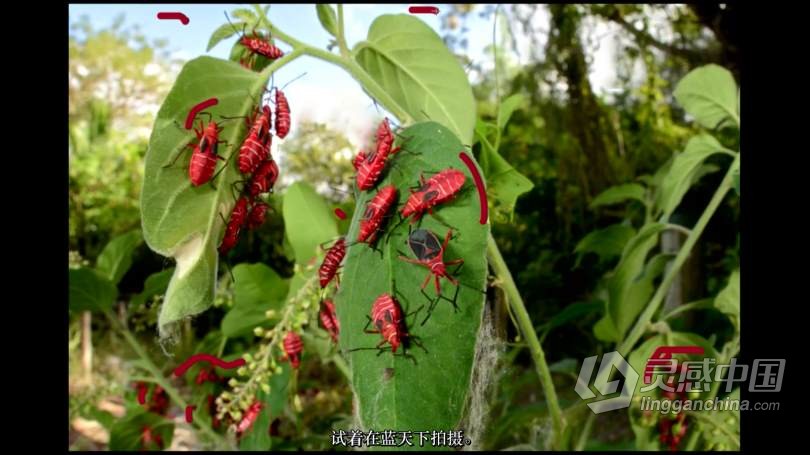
314;118;469;356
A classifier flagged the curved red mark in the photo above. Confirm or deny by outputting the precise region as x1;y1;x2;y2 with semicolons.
185;405;196;423
157;12;190;25
334;208;347;220
459;152;488;225
173;353;245;378
136;383;147;405
185;98;219;129
409;6;440;15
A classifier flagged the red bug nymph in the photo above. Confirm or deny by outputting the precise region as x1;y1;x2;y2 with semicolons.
219;197;250;254
366;293;407;354
236;400;263;435
282;331;303;369
353;118;402;191
357;185;398;244
274;89;291;139
238;104;273;174
319;299;340;344
248;159;280;197
247;201;270;230
179;115;228;186
398;228;464;296
400;169;466;222
318;237;346;288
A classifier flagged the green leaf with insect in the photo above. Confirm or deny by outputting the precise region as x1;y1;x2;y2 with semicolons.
108;407;175;451
95;229;142;285
353;14;477;144
140;56;267;337
334;121;489;440
221;263;290;338
69;267;118;313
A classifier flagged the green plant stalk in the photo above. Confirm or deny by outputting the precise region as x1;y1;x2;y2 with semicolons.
487;233;566;449
103;310;233;449
260;18;414;125
335;4;350;58
574;412;595;451
575;154;740;450
617;153;739;356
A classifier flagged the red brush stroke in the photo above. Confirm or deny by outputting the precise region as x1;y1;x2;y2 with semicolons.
157;12;190;25
408;6;440;15
185;405;196;423
334;208;347;220
459;152;488;225
185;98;219;130
137;384;147;405
173;353;245;378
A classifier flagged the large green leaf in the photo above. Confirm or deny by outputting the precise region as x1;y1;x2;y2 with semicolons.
353;14;476;144
130;268;174;308
659;134;728;221
474;120;534;222
140;56;267;336
69;267;118;313
574;223;636;267
606;223;666;339
221;263;289;338
95;229;143;285
674;64;739;129
590;183;646;209
335;121;488;438
207;22;243;52
281;182;339;266
108;408;175;451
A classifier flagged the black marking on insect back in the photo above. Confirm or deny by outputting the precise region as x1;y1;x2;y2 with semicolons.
409;229;441;260
422;190;439;203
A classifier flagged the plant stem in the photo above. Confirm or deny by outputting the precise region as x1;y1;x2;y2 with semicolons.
103;310;232;450
574;413;595;451
617;154;739;356
336;4;350;58
260;19;413;124
486;233;566;449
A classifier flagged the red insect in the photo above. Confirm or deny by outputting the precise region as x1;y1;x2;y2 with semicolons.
274;89;291;139
318;237;346;288
236;400;263;435
319;299;340;343
282;331;303;369
366;293;407;354
353;119;402;191
236;104;272;173
398;228;464;296
357;185;398;244
219;197;250;254
195;367;220;385
401;169;466;222
141;426;165;450
247;201;270;230
248;159;280;197
241;33;283;60
173;115;227;186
